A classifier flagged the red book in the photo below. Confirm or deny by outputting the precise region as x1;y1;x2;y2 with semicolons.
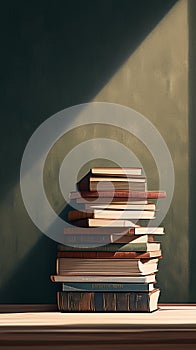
57;250;162;259
69;190;166;200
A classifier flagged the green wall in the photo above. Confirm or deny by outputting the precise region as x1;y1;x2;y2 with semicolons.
0;0;190;304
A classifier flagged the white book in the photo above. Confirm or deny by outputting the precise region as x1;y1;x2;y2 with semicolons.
90;177;146;183
85;203;156;211
93;209;155;220
88;219;139;227
51;274;156;283
91;167;142;176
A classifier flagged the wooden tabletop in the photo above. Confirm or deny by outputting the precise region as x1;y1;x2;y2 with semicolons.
0;305;196;349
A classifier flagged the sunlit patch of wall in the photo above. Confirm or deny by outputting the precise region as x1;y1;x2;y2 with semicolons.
93;0;188;302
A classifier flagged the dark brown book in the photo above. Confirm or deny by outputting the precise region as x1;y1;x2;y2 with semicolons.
70;190;166;200
77;177;147;192
70;218;138;227
57;250;162;259
57;289;160;312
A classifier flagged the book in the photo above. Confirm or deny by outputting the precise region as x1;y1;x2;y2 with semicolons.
90;177;146;182
64;226;164;235
76;197;149;204
85;203;156;211
70;190;167;200
57;250;162;259
57;289;160;312
62;282;155;292
93;209;155;220
77;177;147;192
56;258;159;276
60;233;154;245
62;242;160;252
82;167;142;177
57;241;161;252
51;274;156;283
71;218;139;227
68;210;155;221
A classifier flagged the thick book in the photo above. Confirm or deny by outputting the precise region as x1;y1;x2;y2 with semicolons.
70;190;167;200
57;250;162;259
63;226;164;235
57;289;160;312
51;274;156;283
77;177;147;192
58;242;160;252
56;258;158;276
68;209;155;221
62;282;155;292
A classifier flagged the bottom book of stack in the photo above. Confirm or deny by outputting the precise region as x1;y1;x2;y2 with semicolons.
57;289;160;312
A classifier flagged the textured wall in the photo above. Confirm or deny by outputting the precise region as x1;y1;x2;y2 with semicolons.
0;0;188;303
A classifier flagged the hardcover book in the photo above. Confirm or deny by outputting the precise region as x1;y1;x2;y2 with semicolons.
57;289;160;312
77;177;147;192
60;233;154;245
64;226;164;235
51;274;156;283
82;167;143;176
57;242;161;252
62;282;155;292
68;209;155;221
56;258;159;276
57;250;162;259
84;203;156;211
70;190;167;200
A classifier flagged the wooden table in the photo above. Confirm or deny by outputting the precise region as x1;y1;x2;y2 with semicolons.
0;305;196;349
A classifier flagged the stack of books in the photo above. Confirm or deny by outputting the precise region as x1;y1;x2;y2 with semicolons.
51;167;166;312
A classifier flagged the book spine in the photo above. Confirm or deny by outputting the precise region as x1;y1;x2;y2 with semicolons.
89;182;146;192
68;210;93;221
57;243;119;252
57;290;159;312
70;191;166;199
51;275;157;283
57;250;162;259
72;218;138;227
59;234;153;245
77;174;90;191
58;243;153;252
93;210;155;220
76;198;148;204
60;234;113;244
91;168;142;176
62;282;154;292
